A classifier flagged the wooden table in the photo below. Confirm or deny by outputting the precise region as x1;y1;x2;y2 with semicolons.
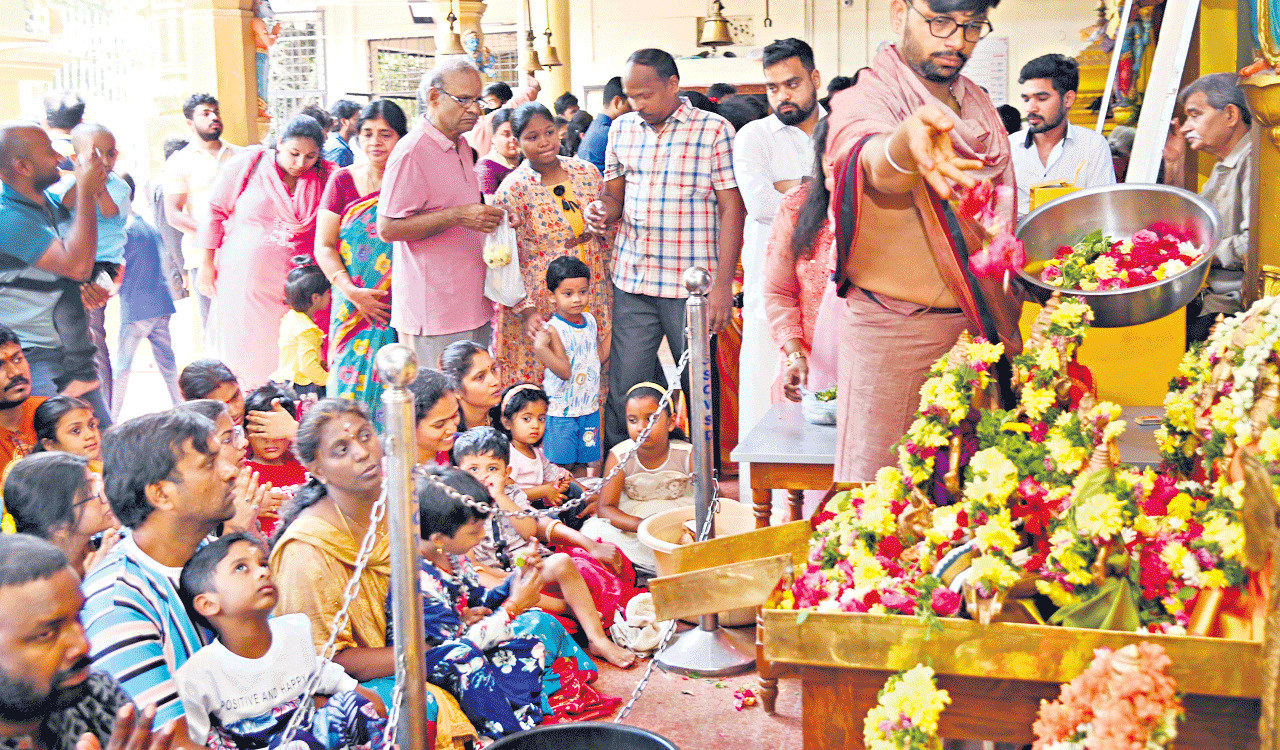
730;402;836;528
731;403;1165;530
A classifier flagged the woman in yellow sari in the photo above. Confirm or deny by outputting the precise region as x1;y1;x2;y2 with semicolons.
270;398;477;750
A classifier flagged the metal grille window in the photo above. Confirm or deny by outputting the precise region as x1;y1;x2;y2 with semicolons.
269;10;326;129
367;31;518;120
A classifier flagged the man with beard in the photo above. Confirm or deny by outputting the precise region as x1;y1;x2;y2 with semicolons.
1009;54;1114;218
162;94;241;324
0;123;107;414
0;324;44;476
732;37;825;479
825;0;1022;482
0;534;180;750
1179;73;1256;340
82;410;238;736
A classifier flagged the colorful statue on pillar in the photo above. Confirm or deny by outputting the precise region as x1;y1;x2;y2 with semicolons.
462;31;497;78
1241;0;1280;75
252;0;281;119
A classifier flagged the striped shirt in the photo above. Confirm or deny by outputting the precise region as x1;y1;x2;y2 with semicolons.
82;534;209;728
604;99;737;298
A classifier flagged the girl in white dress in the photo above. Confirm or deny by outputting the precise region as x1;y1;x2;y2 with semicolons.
580;383;693;575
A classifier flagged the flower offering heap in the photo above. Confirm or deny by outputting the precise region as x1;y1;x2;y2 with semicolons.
863;665;950;750
1038;228;1203;291
1031;642;1182;750
774;292;1260;634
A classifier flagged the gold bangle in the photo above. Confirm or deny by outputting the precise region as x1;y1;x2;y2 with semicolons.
785;350;806;366
326;269;350;285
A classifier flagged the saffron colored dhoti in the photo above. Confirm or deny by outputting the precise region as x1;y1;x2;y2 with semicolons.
834;289;971;482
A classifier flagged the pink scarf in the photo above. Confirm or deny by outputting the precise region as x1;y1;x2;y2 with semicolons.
236;145;330;237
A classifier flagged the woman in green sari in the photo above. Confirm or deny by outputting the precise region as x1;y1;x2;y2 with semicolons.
315;100;408;427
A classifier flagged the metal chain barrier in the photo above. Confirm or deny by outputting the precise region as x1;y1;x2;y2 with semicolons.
383;650;406;749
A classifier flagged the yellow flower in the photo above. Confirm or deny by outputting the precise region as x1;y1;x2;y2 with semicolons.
1166;492;1193;521
1021;386;1056;419
1202;512;1244;560
1160;542;1189;577
1075;492;1124;539
1036;579;1081;607
964;448;1018;504
374;255;391;273
966;340;1004;365
974;512;1020;554
352;339;369;355
1102;419;1127;443
1047;435;1087;474
1034;345;1060;371
1259;427;1280;464
969;553;1022;589
926;506;962;546
1050;300;1090;328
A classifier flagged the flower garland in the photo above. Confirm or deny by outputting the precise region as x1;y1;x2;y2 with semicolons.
1032;642;1182;750
864;665;950;750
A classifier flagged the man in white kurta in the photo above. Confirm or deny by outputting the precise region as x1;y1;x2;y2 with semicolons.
732;37;824;498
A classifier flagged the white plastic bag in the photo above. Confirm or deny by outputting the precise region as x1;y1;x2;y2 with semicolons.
483;212;525;307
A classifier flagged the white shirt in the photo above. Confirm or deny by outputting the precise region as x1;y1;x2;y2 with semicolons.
733;110;824;319
1009;122;1115;218
161;140;242;267
175;614;357;744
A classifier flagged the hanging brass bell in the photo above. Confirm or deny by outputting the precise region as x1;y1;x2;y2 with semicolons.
699;1;733;48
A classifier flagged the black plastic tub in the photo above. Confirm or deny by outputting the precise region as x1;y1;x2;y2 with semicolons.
485;722;680;749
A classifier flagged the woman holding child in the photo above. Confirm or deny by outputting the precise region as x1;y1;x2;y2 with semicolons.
492;103;612;388
314;101;408;428
269;399;478;750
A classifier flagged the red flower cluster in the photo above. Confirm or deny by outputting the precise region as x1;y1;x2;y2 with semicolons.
1051;228;1200;290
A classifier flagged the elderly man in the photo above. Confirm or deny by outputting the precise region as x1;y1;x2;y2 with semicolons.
0;533;180;750
0;324;45;476
0;122;109;419
733;37;826;467
379;59;511;367
1180;73;1257;341
1009;53;1114;217
826;0;1022;482
82;410;237;737
585;48;746;448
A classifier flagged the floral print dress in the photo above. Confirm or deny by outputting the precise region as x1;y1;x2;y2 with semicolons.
493;158;612;392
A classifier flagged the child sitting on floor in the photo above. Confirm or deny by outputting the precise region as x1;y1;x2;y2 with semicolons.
270;257;330;405
579;383;694;576
176;533;386;750
492;383;588;531
532;256;608;477
244;383;306;538
452;427;637;668
393;466;619;736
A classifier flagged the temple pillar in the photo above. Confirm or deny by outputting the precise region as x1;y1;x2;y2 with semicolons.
433;1;487;69
1241;74;1280;301
179;0;258;147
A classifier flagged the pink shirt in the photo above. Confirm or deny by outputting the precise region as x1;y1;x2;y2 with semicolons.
380;116;493;336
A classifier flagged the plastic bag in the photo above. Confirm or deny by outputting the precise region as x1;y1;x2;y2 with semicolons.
483;212;525;307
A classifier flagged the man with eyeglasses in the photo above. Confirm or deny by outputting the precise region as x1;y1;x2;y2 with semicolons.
1009;54;1115;218
379;58;512;368
825;0;1022;484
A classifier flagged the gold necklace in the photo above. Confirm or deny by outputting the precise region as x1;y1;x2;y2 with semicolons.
333;500;379;541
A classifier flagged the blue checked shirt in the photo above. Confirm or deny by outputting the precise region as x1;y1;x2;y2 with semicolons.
604;99;737;298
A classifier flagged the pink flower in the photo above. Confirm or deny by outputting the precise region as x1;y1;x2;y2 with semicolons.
930;586;962;616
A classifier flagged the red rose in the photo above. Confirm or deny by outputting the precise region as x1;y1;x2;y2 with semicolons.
931;587;962;616
878;535;905;559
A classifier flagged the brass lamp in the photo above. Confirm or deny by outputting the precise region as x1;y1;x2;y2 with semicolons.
699;0;733;49
440;0;467;56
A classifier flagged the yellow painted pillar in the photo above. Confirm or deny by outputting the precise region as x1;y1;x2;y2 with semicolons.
433;1;487;67
0;2;70;121
544;0;571;102
181;0;258;146
1242;74;1280;299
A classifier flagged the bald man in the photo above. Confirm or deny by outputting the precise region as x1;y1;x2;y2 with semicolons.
0;121;109;417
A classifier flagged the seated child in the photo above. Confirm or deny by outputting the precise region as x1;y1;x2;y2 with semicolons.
392;467;578;736
531;256;608;476
453;427;637;668
244;383;307;538
176;533;386;750
579;383;694;576
270;256;331;405
492;383;586;531
408;369;460;465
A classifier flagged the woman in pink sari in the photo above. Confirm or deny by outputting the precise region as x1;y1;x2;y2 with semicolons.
196;114;333;388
